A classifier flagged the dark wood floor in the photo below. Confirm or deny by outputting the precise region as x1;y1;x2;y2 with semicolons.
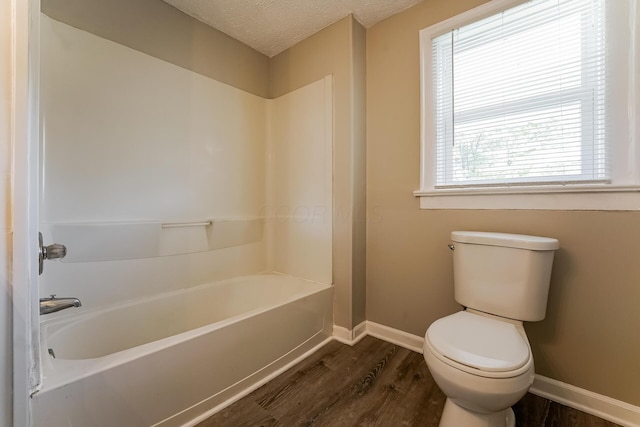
199;336;619;426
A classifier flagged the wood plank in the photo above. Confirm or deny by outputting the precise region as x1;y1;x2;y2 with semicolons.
199;336;621;427
513;393;552;427
303;344;403;426
545;401;621;427
254;337;398;425
196;399;278;427
308;348;444;426
387;351;446;426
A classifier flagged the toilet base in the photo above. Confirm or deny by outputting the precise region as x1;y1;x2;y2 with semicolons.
439;399;515;427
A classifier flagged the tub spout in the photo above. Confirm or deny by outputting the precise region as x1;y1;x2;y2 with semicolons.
39;295;82;315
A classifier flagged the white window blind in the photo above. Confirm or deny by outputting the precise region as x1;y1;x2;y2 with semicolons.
432;0;607;189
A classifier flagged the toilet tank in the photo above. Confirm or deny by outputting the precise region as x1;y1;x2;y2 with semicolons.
451;231;559;322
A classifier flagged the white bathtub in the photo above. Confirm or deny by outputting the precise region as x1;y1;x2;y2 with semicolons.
32;273;333;426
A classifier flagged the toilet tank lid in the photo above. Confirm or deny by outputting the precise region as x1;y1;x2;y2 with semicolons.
451;231;559;251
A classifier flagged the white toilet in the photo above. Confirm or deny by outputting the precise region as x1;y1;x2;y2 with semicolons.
423;231;559;427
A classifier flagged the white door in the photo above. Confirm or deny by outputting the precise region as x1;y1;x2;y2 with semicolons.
11;0;42;425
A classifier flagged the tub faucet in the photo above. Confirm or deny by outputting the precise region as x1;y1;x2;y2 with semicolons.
39;295;82;315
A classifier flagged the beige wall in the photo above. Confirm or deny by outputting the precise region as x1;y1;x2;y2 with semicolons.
271;16;367;329
1;0;13;423
366;0;640;407
42;0;270;98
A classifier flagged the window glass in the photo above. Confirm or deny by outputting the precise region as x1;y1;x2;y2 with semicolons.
431;0;606;188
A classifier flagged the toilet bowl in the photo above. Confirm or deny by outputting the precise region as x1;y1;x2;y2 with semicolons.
424;310;535;427
424;231;559;427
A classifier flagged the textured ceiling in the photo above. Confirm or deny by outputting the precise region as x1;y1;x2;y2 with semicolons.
162;0;423;57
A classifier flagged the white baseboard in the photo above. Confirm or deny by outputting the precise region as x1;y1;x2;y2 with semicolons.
365;321;424;353
530;375;640;427
332;321;367;345
353;321;367;341
332;325;351;344
333;321;421;350
334;322;640;427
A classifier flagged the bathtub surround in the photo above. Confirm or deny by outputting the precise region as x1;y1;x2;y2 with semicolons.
41;0;367;340
267;82;333;284
40;14;267;225
39;14;268;306
39;16;333;308
35;16;335;425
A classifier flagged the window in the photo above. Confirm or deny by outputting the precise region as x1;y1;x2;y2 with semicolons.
416;0;640;210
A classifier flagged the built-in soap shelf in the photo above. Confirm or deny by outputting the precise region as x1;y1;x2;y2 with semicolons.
41;218;264;263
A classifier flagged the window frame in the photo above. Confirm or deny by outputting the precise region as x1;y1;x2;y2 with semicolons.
415;0;640;210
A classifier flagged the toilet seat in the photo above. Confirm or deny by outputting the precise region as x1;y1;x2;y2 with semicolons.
425;311;532;379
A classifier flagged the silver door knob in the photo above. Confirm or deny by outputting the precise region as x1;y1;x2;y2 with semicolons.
39;232;67;275
43;243;67;260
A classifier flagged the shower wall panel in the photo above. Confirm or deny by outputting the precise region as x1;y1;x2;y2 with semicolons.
267;78;333;285
39;15;334;309
41;15;266;223
40;15;268;307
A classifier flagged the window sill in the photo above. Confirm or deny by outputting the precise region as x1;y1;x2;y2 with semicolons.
413;185;640;210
